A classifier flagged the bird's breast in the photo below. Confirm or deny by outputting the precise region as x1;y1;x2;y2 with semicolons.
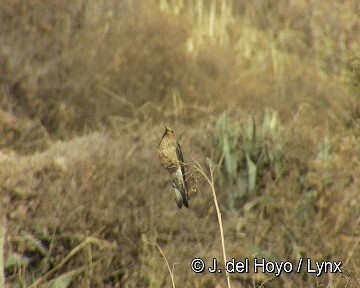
157;148;178;170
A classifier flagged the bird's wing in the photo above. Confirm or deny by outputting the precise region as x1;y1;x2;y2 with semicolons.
176;142;187;190
157;130;167;148
176;142;184;163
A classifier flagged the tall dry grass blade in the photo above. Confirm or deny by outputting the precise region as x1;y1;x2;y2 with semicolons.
153;243;176;288
0;215;5;288
209;0;216;38
97;85;139;120
192;159;231;288
29;237;113;288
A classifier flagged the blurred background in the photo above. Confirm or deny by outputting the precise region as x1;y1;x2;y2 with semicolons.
0;0;359;287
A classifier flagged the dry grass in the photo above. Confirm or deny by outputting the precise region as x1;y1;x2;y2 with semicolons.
0;0;359;287
192;159;232;288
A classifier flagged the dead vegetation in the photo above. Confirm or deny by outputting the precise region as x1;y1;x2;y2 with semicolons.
0;0;359;287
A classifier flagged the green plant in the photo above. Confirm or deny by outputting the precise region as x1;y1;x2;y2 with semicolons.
214;110;284;211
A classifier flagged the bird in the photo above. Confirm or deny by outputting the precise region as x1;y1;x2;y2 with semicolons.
157;126;189;209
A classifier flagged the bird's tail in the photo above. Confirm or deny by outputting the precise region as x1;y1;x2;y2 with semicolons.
172;168;189;209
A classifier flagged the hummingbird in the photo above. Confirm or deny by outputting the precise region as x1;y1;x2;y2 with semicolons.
157;126;189;208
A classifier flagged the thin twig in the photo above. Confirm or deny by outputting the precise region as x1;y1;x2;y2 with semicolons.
0;215;5;288
153;243;176;288
29;237;112;287
192;159;231;288
97;85;139;120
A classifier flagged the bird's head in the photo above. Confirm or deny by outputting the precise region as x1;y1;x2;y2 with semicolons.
164;126;173;134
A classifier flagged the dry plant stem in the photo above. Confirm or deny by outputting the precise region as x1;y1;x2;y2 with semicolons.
29;237;111;288
153;243;176;288
97;85;139;120
193;158;231;288
0;216;5;288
